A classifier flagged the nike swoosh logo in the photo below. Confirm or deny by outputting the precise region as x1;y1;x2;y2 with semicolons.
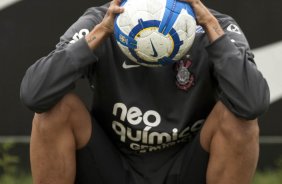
122;61;140;69
150;39;158;57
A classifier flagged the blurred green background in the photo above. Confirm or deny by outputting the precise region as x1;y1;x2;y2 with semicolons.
1;142;282;183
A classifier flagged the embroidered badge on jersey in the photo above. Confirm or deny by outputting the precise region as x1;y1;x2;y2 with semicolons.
175;56;195;91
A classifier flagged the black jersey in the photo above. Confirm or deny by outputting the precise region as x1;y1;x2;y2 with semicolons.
20;3;269;155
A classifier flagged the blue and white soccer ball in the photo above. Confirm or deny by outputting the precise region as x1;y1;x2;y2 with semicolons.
114;0;196;67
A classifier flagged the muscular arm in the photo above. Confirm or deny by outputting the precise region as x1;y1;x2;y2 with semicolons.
20;21;99;113
20;1;124;113
181;0;270;119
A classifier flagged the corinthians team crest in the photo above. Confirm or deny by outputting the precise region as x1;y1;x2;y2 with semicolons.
175;56;195;91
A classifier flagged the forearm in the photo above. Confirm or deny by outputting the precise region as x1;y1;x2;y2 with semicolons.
21;24;110;113
85;23;110;50
21;1;124;112
186;0;269;118
202;19;225;43
207;35;270;119
189;0;224;43
85;0;124;50
20;38;98;113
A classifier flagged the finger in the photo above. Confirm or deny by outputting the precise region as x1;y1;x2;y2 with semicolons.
110;0;124;13
113;5;124;14
113;0;122;6
108;4;124;15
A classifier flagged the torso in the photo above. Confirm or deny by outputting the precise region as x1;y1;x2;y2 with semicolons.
89;28;218;154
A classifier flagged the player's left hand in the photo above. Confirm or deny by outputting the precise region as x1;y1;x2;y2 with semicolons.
179;0;217;27
179;0;224;43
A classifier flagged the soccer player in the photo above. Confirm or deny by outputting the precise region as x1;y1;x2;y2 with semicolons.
20;0;270;183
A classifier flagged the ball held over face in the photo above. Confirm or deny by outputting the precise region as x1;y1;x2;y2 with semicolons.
114;0;196;67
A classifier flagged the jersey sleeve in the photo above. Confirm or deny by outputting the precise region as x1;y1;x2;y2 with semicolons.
20;7;106;113
206;17;270;120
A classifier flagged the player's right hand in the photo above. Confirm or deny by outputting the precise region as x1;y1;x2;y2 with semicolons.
99;0;124;35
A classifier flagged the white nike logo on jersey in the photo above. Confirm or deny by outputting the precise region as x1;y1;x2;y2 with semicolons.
122;61;140;69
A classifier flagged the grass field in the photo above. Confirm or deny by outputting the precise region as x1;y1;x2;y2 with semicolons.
0;168;282;184
253;167;282;184
1;142;282;183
